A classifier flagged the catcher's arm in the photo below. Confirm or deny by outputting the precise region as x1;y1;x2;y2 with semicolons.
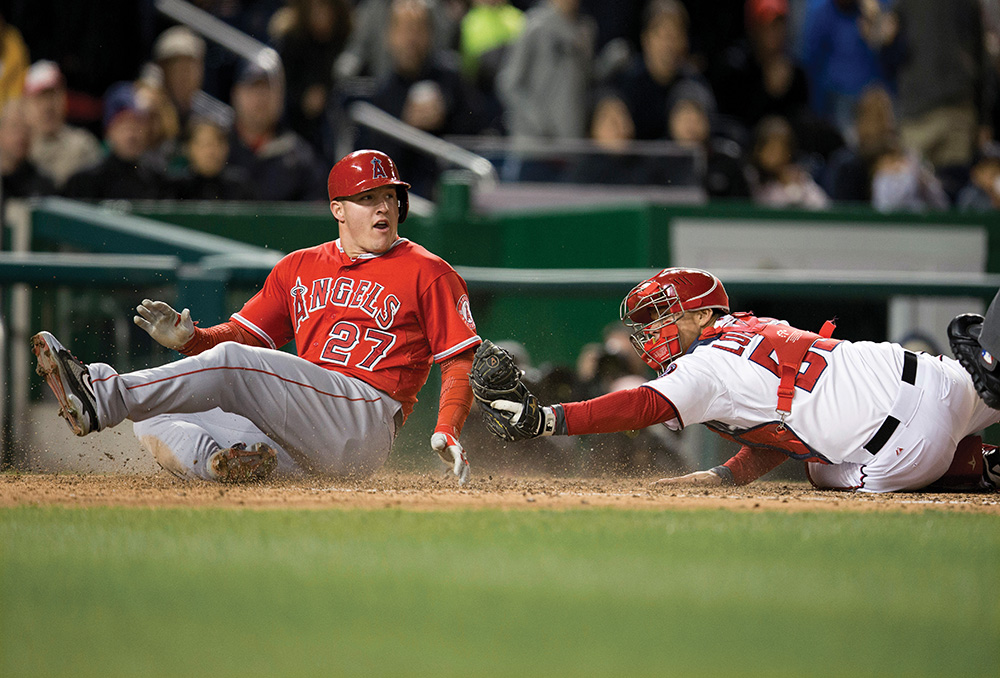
469;340;566;441
653;445;788;486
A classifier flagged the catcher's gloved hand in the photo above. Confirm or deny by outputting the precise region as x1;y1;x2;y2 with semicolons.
430;431;471;485
470;340;558;441
133;299;194;350
949;313;1000;409
489;394;557;440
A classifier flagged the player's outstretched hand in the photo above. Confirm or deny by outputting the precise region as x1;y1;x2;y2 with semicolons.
430;431;471;486
652;470;723;487
133;299;194;350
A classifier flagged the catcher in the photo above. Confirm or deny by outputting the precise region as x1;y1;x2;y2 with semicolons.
471;267;1000;493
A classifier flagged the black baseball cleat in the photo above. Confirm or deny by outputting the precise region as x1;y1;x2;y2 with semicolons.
31;331;99;436
948;314;1000;409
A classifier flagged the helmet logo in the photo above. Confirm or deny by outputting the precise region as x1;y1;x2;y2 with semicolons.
371;157;388;180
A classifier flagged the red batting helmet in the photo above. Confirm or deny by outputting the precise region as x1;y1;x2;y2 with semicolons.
620;267;730;372
327;149;411;222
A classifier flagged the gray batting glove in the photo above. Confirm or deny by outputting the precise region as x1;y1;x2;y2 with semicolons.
430;431;471;486
133;299;194;350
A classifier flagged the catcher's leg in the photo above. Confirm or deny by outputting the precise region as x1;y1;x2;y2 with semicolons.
133;410;302;482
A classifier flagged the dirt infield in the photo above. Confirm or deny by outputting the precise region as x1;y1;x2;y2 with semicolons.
2;471;998;513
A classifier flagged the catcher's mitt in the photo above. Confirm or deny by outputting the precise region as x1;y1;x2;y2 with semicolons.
470;340;531;441
470;340;527;404
949;313;1000;409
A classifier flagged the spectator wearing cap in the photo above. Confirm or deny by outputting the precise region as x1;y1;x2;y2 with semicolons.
153;25;232;133
0;98;55;199
607;0;716;141
170;116;253;201
63;81;167;200
226;60;327;201
23;60;102;189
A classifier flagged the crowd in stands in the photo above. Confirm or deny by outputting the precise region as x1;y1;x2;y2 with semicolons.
0;0;999;212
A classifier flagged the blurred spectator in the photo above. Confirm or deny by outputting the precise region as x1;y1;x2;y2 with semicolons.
63;81;166;200
460;0;524;131
153;26;205;128
0;98;55;198
153;26;233;135
170;116;254;201
588;93;635;151
823;84;895;203
335;0;460;80
0;13;29;107
134;63;184;175
668;96;752;199
271;0;352;158
567;92;710;188
866;0;993;171
496;0;595;139
22;60;102;190
870;139;949;212
227;60;328;201
361;0;487;196
610;0;715;141
600;321;651;378
460;0;524;83
957;143;1000;211
750;114;830;208
578;0;644;52
679;0;748;76
800;0;891;136
711;0;812;148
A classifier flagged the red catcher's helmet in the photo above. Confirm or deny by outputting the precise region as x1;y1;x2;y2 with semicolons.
327;149;411;222
620;267;730;372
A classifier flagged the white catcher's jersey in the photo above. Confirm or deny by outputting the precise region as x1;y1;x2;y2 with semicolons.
643;315;910;464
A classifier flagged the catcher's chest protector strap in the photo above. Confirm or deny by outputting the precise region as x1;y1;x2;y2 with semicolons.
757;318;836;416
705;314;835;416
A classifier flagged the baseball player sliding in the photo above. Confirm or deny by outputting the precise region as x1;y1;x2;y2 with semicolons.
471;267;1000;493
32;150;481;484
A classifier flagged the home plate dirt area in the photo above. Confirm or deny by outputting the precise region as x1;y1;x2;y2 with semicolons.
2;471;998;513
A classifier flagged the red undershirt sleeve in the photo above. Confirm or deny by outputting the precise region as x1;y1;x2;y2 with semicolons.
721;445;789;485
560;386;678;435
434;348;475;438
178;321;269;356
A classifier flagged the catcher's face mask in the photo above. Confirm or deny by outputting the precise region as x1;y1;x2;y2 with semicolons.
620;279;685;372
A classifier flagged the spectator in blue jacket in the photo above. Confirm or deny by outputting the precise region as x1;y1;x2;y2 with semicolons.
800;0;891;136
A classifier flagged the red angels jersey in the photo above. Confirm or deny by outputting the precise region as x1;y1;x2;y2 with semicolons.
643;314;906;464
232;238;480;418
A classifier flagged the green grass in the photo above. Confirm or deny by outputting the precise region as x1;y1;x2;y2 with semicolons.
1;507;996;678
